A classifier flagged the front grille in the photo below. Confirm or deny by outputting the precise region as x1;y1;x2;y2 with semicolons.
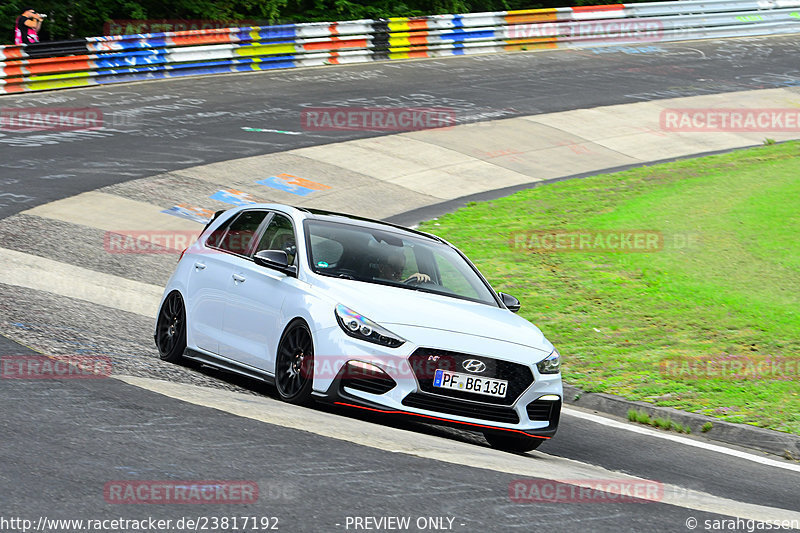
402;393;520;424
526;399;561;428
407;348;534;405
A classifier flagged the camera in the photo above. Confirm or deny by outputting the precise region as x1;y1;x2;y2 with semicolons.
35;13;47;18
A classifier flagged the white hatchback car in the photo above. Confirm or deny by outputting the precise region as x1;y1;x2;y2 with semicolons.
155;204;562;452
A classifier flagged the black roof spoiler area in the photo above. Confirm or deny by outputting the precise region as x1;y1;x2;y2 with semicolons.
301;207;447;244
201;209;228;234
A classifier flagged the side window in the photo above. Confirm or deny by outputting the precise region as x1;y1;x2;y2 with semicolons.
213;211;268;255
254;214;296;265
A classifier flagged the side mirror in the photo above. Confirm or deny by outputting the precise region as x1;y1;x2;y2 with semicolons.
254;250;297;277
499;292;521;313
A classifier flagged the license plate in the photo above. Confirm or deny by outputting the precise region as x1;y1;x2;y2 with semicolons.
433;369;508;398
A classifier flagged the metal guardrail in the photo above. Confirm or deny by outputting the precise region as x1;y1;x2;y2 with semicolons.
2;0;800;94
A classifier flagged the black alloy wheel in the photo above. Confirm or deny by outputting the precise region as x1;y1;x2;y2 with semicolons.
275;321;315;404
156;292;187;363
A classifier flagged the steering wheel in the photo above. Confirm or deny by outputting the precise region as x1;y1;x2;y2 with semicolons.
335;268;360;279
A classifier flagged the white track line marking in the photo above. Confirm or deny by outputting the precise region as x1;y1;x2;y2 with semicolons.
563;407;800;473
0;246;162;317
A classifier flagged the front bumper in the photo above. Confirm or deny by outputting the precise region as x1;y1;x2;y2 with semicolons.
311;326;562;439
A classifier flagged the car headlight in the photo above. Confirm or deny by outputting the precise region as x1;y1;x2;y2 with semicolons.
335;304;405;348
537;348;561;374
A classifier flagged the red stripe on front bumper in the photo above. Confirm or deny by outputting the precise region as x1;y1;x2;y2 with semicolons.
333;401;550;439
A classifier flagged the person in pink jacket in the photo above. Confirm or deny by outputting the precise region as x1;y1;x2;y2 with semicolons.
14;7;45;45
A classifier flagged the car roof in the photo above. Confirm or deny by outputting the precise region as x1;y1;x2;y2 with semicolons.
235;203;447;244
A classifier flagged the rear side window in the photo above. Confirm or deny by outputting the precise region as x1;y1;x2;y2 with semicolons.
209;211;268;255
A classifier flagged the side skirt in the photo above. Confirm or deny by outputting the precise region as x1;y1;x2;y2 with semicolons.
183;347;276;385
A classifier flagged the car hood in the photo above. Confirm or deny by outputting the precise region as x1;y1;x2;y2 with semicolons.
312;277;552;353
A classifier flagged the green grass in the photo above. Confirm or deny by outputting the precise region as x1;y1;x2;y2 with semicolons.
627;409;692;434
420;142;800;434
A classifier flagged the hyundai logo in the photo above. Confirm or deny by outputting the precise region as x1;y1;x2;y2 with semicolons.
462;359;486;373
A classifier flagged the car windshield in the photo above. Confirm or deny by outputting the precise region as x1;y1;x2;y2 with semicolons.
305;219;499;306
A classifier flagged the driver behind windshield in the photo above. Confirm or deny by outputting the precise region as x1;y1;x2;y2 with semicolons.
378;250;431;284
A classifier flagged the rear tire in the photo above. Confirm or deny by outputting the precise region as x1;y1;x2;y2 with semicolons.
483;431;544;453
155;291;187;364
275;321;315;405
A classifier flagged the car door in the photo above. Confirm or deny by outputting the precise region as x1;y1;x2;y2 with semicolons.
220;212;299;372
187;209;268;355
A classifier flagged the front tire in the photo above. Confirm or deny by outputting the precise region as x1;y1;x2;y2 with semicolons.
483;431;544;453
275;321;314;405
155;291;187;364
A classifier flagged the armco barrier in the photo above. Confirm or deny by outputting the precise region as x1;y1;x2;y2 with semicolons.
2;0;800;94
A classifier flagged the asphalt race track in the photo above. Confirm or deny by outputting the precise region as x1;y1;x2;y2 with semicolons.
4;36;800;219
1;36;800;533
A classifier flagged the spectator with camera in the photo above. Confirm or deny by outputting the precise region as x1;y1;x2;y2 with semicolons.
15;6;45;45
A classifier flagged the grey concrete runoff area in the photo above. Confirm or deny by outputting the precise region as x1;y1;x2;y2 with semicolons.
1;35;799;532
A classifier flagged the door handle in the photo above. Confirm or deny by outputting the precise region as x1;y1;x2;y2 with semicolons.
194;262;206;270
232;273;246;283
